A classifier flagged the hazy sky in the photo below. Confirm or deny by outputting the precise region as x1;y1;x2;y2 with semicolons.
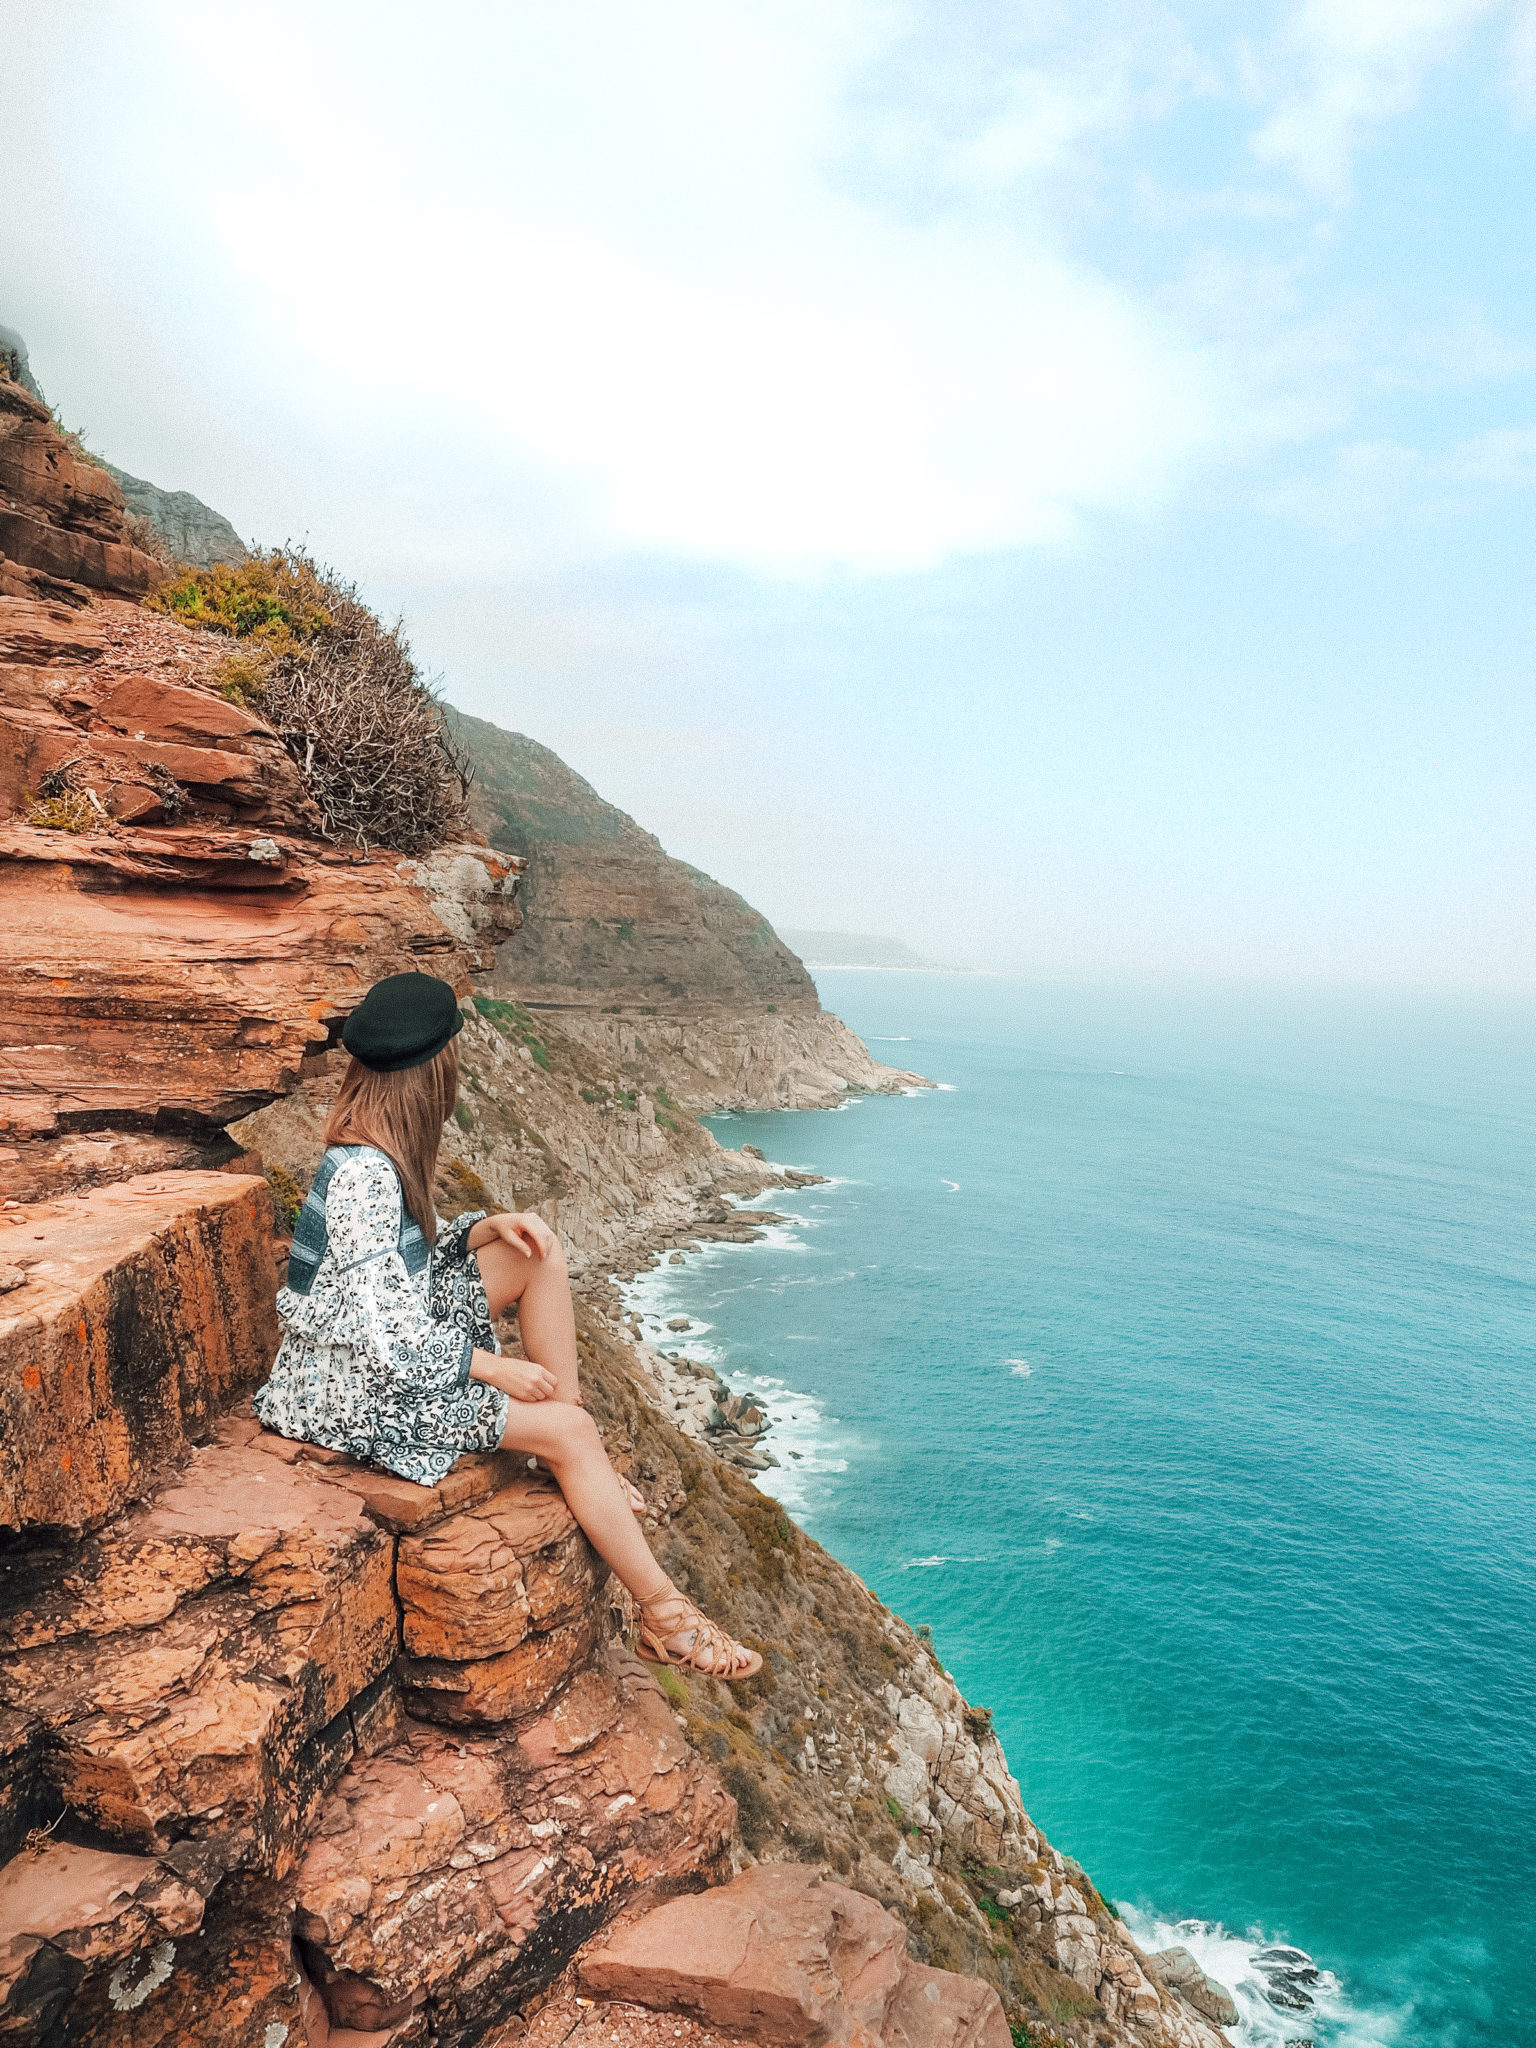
4;1;1533;985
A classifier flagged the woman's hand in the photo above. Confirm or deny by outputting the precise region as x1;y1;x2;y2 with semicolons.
469;1349;557;1402
468;1211;559;1260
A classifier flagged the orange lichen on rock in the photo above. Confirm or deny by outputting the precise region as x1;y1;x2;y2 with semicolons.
0;1174;278;1529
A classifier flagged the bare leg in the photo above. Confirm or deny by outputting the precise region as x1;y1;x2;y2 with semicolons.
476;1234;579;1403
497;1399;669;1598
495;1398;760;1680
476;1232;643;1509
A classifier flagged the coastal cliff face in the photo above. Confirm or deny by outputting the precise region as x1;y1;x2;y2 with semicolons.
449;709;912;1115
0;360;1233;2048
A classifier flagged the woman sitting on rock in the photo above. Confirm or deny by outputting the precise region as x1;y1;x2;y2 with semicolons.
254;970;760;1682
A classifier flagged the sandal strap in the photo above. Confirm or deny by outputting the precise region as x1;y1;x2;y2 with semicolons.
639;1594;752;1675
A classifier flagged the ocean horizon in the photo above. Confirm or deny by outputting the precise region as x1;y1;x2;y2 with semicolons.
626;971;1536;2048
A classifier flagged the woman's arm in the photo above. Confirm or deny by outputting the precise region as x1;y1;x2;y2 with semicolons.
468;1348;557;1402
465;1211;559;1259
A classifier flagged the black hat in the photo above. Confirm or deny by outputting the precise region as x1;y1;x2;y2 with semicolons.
342;972;465;1072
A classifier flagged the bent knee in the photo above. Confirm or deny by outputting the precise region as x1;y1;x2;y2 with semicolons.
543;1402;599;1457
541;1230;569;1274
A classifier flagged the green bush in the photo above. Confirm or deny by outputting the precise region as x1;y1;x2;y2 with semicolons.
150;550;335;654
265;1163;304;1227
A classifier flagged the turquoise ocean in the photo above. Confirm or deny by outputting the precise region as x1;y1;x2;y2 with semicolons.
625;973;1535;2048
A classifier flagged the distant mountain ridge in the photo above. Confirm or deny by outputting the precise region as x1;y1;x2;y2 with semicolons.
779;929;930;969
100;461;247;568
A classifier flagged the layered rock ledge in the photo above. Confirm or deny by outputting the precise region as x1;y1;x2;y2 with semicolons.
0;1175;727;2044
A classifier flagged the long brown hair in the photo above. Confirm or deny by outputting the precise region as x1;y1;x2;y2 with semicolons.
323;1042;458;1242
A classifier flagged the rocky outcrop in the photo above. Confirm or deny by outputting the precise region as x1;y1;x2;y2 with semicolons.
0;1176;729;2045
295;1663;732;2044
447;710;922;1115
0;322;245;573
0;326;45;402
448;713;810;1014
0;592;520;1163
545;1007;925;1117
0;374;166;602
1143;1951;1239;2032
0;1174;277;1528
99;463;248;570
0;1419;396;1876
578;1865;1010;2048
394;1475;608;1727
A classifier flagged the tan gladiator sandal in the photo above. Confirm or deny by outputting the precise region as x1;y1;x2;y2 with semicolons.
637;1590;763;1681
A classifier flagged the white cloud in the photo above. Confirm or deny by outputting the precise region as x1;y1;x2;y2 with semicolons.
1260;437;1424;536
946;9;1211;191
23;0;1220;577
6;0;1533;579
1251;0;1508;199
1446;422;1536;483
1262;420;1536;535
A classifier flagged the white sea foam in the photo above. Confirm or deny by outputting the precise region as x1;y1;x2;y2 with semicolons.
941;1178;961;1192
868;1035;912;1041
1117;1907;1404;2048
731;1370;852;1518
936;1082;958;1091
1008;1360;1031;1376
618;1195;857;1520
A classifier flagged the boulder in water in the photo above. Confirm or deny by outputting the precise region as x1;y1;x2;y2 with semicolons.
1146;1947;1240;2029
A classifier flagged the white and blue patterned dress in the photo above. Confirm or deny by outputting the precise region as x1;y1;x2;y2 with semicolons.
253;1144;512;1486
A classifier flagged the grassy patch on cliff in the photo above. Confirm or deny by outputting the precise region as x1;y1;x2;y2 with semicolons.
473;995;550;1068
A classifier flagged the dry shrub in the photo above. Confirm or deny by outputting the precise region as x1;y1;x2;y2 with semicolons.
148;547;471;853
25;757;121;832
123;509;176;566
